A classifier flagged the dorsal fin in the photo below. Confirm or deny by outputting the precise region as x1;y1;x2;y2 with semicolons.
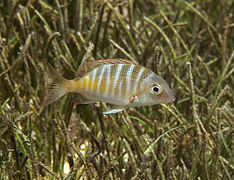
77;59;139;77
95;59;138;65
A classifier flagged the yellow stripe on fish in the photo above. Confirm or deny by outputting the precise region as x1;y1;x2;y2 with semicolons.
77;64;149;102
42;59;175;114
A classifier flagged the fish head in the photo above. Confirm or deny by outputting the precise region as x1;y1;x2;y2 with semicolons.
138;72;175;105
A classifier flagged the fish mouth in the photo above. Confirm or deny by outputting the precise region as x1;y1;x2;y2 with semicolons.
170;95;176;102
159;91;176;103
166;94;176;103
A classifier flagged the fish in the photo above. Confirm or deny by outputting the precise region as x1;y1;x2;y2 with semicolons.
42;59;175;114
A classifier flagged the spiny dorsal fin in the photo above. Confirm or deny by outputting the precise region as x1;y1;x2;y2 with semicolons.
77;59;139;77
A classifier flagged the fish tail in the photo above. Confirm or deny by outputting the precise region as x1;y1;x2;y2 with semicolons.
42;64;73;106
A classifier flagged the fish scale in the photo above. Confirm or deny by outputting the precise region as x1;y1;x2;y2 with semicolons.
112;64;123;97
78;64;148;104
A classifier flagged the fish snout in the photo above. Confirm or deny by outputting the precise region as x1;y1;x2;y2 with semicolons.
169;95;176;102
164;92;176;103
159;91;175;103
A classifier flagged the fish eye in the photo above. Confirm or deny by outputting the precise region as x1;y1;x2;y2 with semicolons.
150;84;162;95
153;86;160;92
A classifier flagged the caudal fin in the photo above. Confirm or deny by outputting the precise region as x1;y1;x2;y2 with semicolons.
42;64;70;106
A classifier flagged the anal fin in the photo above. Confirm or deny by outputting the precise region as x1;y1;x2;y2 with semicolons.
71;93;96;104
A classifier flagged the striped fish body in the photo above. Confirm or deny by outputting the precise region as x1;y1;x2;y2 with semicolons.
43;59;175;114
75;63;149;106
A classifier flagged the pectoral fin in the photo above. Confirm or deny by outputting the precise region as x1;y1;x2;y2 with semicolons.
129;95;139;103
103;95;139;114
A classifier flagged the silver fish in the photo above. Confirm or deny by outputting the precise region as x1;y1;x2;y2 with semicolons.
43;59;175;114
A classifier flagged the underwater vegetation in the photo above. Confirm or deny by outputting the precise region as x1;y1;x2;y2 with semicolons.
0;0;233;179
